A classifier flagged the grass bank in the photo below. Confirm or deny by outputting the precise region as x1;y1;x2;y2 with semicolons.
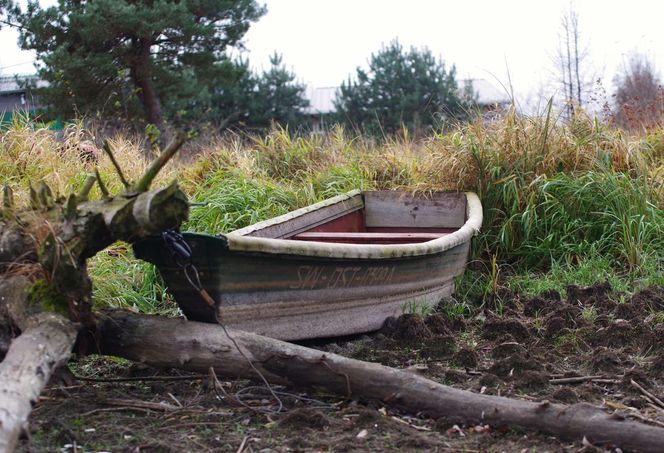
0;110;662;313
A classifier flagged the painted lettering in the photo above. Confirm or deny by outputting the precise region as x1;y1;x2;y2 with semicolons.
292;264;396;290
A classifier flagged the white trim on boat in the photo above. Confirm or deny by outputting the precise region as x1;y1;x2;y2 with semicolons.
225;192;483;259
230;189;362;237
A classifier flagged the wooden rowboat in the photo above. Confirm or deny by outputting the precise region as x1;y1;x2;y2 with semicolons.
134;190;482;340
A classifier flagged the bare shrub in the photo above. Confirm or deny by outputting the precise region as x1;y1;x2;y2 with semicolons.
612;54;664;131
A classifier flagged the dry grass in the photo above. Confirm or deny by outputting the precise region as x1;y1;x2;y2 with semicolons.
421;108;648;192
4;111;660;208
0;116;178;205
1;110;662;310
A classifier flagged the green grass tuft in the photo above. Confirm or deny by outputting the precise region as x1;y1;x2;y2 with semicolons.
1;112;662;315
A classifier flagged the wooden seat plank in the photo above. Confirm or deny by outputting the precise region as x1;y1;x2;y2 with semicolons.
290;231;448;244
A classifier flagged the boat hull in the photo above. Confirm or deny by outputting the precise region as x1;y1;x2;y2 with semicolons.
134;234;470;340
134;190;482;340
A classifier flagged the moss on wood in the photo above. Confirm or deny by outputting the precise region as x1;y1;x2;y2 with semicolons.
27;279;69;316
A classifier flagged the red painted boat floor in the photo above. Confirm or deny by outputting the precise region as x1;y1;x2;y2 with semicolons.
284;206;459;244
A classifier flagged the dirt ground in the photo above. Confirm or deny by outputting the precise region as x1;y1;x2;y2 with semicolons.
17;284;664;452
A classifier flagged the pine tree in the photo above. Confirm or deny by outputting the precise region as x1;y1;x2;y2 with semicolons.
16;0;265;138
335;40;472;135
251;53;309;128
209;53;309;130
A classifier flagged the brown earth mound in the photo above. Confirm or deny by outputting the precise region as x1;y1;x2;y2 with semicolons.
18;283;664;452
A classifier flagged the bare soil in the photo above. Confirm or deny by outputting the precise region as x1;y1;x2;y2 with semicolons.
18;284;664;452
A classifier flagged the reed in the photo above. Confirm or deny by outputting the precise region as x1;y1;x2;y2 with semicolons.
1;110;661;314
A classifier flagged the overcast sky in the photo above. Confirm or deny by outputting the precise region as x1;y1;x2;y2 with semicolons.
2;0;663;111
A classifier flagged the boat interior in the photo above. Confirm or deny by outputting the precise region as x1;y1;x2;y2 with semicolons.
239;191;468;245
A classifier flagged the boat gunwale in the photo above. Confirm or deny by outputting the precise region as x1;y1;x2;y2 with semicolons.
230;189;363;237
222;191;482;260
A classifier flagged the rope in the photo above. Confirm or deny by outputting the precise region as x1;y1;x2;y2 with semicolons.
162;229;286;414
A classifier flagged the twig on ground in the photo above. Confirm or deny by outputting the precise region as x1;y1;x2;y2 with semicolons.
390;415;432;431
236;435;249;453
591;379;620;384
647;402;663;413
191;437;211;451
74;374;207;383
631;379;664;410
167;392;183;408
549;375;605;385
102;398;180;412
157;422;225;431
80;406;155;417
624;410;664;428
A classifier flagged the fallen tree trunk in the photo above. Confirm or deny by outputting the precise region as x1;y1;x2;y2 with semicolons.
0;137;189;452
0;277;30;362
0;313;78;452
99;311;664;453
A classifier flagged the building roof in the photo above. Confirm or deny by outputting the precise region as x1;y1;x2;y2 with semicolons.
302;78;511;115
463;78;511;106
1;75;510;113
0;76;25;94
0;75;45;94
304;85;338;115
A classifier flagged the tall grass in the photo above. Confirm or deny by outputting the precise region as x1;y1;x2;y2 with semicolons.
0;110;662;313
424;107;663;273
185;170;308;233
0;113;176;202
91;244;179;315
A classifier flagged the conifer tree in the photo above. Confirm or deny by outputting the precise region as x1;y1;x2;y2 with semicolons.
251;52;309;128
16;0;265;138
210;53;309;130
335;40;472;135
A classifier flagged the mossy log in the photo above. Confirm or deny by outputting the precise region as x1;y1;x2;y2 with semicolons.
4;134;662;452
0;138;188;452
0;138;187;325
0;312;77;452
99;311;664;453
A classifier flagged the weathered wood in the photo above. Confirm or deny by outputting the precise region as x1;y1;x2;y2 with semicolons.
133;134;186;193
0;141;189;452
134;234;467;339
98;311;664;453
291;231;447;244
0;227;35;270
233;191;364;239
0;277;32;364
101;141;130;189
364;191;467;229
0;313;78;452
0;277;30;331
221;192;482;261
134;190;480;338
305;210;365;234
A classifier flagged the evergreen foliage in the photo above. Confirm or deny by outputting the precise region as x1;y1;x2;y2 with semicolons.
335;40;474;135
15;0;266;135
251;53;310;128
211;53;309;130
0;1;12;20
